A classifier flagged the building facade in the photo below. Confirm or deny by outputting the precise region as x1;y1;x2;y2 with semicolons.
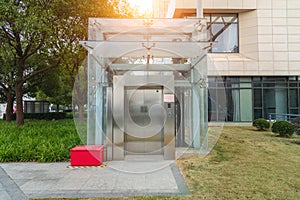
153;0;300;122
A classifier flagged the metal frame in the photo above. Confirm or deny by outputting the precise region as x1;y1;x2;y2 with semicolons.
82;18;211;160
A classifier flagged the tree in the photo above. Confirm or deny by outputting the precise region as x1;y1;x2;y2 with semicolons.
0;42;16;122
0;0;62;125
73;63;87;122
34;0;136;121
0;0;136;126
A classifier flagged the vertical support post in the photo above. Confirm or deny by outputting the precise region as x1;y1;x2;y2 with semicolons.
95;65;103;145
199;56;208;154
106;87;113;161
192;56;208;152
192;80;201;149
87;54;96;145
196;0;203;18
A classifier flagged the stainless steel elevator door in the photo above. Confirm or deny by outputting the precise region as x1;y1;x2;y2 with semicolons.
124;87;164;155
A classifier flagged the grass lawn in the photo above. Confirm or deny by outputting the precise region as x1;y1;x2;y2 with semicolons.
0;119;83;162
178;126;300;199
31;126;300;200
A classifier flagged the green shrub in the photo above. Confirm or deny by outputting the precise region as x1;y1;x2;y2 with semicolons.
4;112;67;120
253;118;270;131
272;120;295;137
291;117;300;135
0;119;83;162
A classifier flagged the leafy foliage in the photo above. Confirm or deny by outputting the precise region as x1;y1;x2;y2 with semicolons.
0;0;136;125
0;0;63;125
4;113;67;121
253;118;270;131
291;117;300;135
272;120;295;137
0;119;82;162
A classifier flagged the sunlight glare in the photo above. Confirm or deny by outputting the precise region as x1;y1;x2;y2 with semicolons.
127;0;153;16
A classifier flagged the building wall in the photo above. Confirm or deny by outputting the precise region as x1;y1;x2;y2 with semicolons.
154;0;300;77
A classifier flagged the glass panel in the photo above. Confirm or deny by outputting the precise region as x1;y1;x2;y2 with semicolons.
184;89;192;146
208;78;216;87
263;77;287;82
217;89;227;122
211;23;238;53
264;89;276;117
231;89;240;121
254;89;262;107
264;88;287;115
275;88;287;114
35;102;41;113
205;14;238;53
240;89;253;121
226;89;234;121
26;102;34;113
240;77;251;82
240;83;251;88
89;18;208;42
289;82;297;87
263;83;275;87
290;109;299;114
208;89;217;121
275;82;287;87
175;87;193;147
253;77;261;81
89;41;208;58
253;77;262;87
253;82;261;87
254;109;262;119
289;89;298;107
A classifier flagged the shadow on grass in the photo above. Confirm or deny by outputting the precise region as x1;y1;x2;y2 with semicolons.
291;140;300;145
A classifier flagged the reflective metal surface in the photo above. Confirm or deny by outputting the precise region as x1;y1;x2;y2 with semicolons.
112;76;125;160
164;99;175;160
125;88;164;155
106;87;113;161
111;75;175;160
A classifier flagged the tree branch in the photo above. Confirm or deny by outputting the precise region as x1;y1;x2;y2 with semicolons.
0;82;8;92
24;60;61;82
1;26;15;41
23;33;46;60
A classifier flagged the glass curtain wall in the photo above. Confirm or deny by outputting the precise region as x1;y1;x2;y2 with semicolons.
208;76;300;122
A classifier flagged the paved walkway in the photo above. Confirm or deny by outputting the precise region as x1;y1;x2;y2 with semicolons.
0;159;188;199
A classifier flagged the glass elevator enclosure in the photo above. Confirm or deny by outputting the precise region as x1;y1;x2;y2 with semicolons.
81;18;210;160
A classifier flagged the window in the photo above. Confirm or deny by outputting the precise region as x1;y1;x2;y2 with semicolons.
205;14;239;53
208;76;300;122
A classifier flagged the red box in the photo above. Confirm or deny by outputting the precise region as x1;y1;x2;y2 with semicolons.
70;145;104;166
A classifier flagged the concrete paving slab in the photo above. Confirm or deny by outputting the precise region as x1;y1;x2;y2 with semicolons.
0;166;27;200
0;161;188;199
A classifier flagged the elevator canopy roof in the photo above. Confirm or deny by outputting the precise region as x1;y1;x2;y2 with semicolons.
81;18;211;59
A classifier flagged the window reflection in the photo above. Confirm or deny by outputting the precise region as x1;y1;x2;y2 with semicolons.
205;14;239;53
208;76;300;122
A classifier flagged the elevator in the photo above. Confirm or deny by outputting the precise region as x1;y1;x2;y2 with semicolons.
81;18;210;161
124;87;164;155
107;75;175;160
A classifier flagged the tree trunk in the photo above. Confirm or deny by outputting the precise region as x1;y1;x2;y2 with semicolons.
15;82;24;126
78;104;85;122
56;104;59;113
5;88;13;122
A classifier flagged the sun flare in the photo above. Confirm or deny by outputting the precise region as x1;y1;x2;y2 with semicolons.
127;0;153;16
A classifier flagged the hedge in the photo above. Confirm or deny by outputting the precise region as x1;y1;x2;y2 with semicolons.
3;112;67;120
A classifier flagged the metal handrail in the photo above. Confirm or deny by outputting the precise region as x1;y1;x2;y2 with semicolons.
268;113;300;122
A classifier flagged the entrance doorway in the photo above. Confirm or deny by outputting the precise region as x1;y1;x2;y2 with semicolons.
124;87;164;156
